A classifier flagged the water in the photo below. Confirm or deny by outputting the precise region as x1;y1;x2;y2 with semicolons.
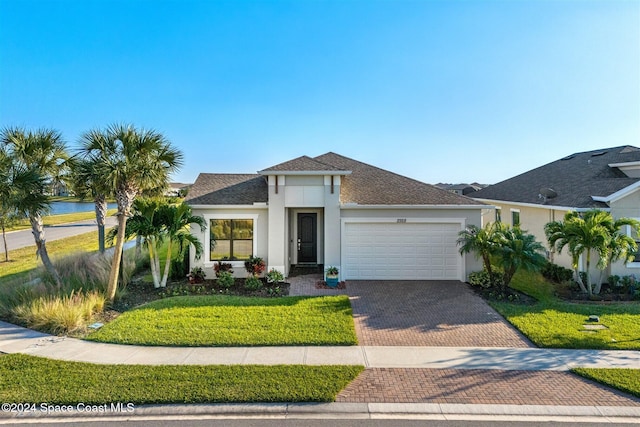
50;201;117;215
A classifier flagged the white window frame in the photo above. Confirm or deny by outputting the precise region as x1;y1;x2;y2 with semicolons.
204;213;259;268
626;219;640;269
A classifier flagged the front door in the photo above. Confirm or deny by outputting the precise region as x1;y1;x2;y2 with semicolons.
297;213;317;264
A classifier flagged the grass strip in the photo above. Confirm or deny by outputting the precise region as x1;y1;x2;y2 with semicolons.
0;354;364;404
87;295;358;346
6;209;117;232
572;368;640;398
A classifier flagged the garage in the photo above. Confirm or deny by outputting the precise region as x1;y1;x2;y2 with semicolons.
342;221;462;280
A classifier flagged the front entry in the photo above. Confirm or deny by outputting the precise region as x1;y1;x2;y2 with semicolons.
297;213;317;264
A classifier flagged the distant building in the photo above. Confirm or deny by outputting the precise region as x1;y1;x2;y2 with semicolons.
166;182;191;197
435;183;487;196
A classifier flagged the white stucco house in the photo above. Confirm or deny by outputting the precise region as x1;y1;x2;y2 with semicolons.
471;145;640;278
186;152;485;281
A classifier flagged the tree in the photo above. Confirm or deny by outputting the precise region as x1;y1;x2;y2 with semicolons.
109;199;205;288
545;210;640;296
457;222;504;277
69;158;113;253
1;127;69;284
495;226;546;290
78;124;183;302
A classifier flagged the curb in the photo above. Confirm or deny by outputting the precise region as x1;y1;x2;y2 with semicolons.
2;402;640;422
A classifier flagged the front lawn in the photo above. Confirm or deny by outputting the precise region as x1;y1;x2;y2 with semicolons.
490;271;640;350
87;295;358;346
573;368;640;398
0;354;363;404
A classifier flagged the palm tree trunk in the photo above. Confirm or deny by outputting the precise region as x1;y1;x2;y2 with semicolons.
2;223;8;262
585;250;593;296
106;212;128;302
30;213;61;287
147;236;161;288
161;239;173;288
94;196;107;253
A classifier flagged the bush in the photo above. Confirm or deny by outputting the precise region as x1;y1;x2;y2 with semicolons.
266;268;284;284
244;256;266;276
244;275;263;291
217;271;235;288
214;261;233;277
541;262;574;283
170;250;189;280
468;270;504;289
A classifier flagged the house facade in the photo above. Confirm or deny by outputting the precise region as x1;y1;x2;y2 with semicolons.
186;153;485;281
471;146;640;277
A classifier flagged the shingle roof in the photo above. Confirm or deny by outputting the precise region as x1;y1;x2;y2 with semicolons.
471;146;640;208
314;152;483;205
259;155;346;173
185;174;267;205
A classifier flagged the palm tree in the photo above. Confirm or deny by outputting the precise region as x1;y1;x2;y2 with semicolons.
1;127;69;284
495;226;546;290
78;124;183;302
545;210;639;296
69;158;113;253
457;222;504;277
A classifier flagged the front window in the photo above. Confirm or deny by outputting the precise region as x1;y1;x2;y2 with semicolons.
495;208;502;223
511;210;520;227
626;222;640;264
210;219;254;261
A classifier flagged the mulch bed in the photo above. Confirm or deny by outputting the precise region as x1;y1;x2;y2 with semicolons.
466;283;537;305
315;280;347;290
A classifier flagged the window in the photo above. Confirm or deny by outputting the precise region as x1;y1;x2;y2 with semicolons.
511;209;520;227
626;221;640;265
210;219;254;261
495;208;502;223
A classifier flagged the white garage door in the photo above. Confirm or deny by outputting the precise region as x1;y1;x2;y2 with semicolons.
343;222;461;280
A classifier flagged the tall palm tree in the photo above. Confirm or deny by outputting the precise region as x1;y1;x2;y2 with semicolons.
1;127;69;284
545;210;639;296
78;124;183;302
69;158;113;253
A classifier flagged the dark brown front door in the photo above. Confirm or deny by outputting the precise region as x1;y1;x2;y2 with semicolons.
297;213;317;264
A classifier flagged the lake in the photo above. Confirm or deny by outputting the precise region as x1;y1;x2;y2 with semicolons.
50;201;117;215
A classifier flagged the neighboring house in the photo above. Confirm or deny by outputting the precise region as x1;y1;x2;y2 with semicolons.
166;182;191;197
471;145;640;276
436;183;486;196
186;152;485;281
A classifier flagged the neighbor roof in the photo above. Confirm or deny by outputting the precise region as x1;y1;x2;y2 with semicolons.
185;174;267;205
471;146;640;208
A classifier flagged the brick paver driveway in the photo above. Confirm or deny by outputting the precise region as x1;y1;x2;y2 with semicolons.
346;280;532;348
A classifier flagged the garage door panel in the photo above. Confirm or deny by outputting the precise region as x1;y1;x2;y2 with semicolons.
343;222;461;280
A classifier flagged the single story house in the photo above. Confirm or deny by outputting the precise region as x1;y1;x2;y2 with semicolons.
471;145;640;277
186;152;485;281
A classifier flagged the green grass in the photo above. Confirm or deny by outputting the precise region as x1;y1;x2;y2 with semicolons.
87;295;358;346
6;209;117;232
0;231;107;284
0;354;363;404
490;270;640;350
573;368;640;398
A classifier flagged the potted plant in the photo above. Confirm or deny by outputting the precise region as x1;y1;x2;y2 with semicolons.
244;256;266;277
187;267;206;284
325;266;339;288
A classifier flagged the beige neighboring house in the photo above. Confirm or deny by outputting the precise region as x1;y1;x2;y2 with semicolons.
471;146;640;277
185;152;485;281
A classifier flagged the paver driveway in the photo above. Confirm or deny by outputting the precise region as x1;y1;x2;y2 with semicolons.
290;277;532;347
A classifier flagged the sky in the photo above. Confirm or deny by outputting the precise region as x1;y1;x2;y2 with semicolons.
1;0;638;186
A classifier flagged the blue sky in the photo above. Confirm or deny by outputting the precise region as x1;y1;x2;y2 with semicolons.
1;0;638;186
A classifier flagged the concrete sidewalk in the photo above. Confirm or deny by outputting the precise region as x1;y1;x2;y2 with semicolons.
2;320;640;371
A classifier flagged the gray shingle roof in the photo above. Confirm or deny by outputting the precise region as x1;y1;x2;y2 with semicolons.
471;146;640;208
315;152;483;205
259;155;346;173
185;174;267;205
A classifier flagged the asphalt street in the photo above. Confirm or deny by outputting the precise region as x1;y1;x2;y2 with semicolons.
1;216;118;252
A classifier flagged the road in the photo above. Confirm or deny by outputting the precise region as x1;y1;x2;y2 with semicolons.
1;217;118;252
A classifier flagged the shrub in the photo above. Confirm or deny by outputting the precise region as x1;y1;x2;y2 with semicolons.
266;268;284;284
541;262;574;283
11;290;105;334
170;250;189;280
244;256;266;276
214;261;234;277
217;271;235;288
244;275;263;291
468;270;504;289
